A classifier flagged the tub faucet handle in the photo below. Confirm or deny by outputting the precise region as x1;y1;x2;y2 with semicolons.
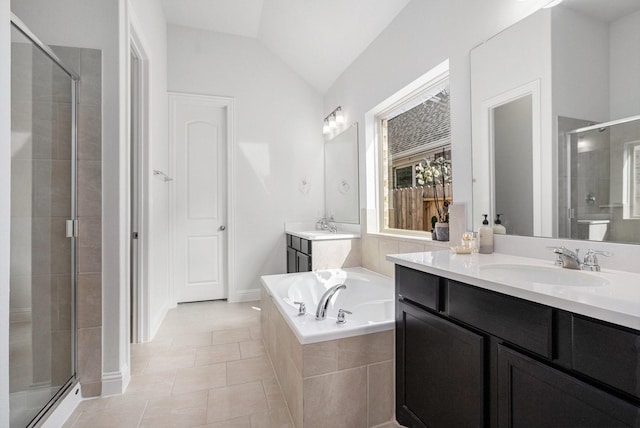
336;309;352;324
293;301;306;316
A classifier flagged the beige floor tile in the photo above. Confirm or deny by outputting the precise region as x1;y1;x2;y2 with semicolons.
131;337;173;358
195;342;241;366
195;415;251;427
239;339;266;359
70;399;147;428
124;370;176;400
250;407;294;428
211;327;252;345
170;332;213;350
141;390;208;427
172;363;227;395
145;348;196;373
206;381;269;422
227;356;276;386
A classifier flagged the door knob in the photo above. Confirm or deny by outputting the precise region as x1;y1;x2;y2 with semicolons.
219;226;226;231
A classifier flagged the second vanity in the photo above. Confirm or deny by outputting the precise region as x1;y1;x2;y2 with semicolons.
388;251;640;428
286;229;361;273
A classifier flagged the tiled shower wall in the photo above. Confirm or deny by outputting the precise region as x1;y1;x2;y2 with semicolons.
53;45;103;398
10;41;102;402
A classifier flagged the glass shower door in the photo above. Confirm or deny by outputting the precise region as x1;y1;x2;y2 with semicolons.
10;22;77;428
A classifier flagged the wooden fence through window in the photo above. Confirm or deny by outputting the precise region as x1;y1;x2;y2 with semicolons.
390;186;451;232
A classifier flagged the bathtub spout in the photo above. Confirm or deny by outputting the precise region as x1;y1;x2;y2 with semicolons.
315;284;346;320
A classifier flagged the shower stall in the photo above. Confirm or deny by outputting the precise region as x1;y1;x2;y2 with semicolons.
10;14;78;427
559;115;640;244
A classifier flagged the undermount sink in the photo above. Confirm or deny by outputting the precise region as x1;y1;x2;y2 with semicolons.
480;264;609;287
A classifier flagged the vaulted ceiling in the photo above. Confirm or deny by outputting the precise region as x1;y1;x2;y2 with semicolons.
160;0;411;93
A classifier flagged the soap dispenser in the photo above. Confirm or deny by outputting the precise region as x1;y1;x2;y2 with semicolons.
493;214;506;235
478;214;494;254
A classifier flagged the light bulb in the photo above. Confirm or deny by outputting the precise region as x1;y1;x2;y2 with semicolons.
335;108;344;124
322;120;330;134
329;114;337;129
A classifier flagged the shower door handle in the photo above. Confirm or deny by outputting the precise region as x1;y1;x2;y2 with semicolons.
65;219;78;238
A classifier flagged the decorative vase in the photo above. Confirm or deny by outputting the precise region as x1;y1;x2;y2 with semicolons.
435;222;449;242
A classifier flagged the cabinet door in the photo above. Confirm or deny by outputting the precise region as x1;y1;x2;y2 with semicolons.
497;344;640;427
287;247;297;273
397;300;486;428
296;252;311;272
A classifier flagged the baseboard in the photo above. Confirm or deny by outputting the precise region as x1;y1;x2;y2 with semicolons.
231;288;260;302
101;364;130;397
149;303;169;341
41;383;82;428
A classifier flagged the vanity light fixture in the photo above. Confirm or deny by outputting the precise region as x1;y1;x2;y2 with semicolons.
323;105;345;133
329;113;337;129
323;119;330;134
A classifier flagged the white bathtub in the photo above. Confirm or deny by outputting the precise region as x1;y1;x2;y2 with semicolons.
260;267;394;344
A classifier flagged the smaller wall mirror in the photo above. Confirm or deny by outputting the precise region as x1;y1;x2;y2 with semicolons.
325;123;359;223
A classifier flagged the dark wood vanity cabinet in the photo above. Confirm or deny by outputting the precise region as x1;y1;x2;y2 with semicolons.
286;234;311;273
397;300;486;427
395;265;640;428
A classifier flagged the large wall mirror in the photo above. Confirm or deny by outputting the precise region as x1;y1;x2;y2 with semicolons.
471;0;640;244
325;123;360;223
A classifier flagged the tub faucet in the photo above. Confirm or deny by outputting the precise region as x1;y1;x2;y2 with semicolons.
315;284;346;320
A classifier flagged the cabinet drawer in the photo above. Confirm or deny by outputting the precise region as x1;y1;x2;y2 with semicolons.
395;266;440;311
286;234;292;248
448;281;553;358
572;316;640;400
300;238;311;255
291;235;301;252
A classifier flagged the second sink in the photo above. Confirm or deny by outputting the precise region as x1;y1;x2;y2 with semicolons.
480;264;608;287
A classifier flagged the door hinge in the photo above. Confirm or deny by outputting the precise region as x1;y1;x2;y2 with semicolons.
65;219;78;238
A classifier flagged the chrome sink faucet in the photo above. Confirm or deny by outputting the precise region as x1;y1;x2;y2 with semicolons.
548;246;612;272
315;284;346;320
317;216;337;233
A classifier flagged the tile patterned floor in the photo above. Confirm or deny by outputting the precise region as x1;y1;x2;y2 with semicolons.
62;300;404;428
63;301;293;428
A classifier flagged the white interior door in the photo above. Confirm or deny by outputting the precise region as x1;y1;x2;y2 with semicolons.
171;94;227;303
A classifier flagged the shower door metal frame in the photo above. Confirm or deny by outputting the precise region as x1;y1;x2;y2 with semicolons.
10;13;79;428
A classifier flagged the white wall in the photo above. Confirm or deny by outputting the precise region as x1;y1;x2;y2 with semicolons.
167;25;324;300
128;0;170;338
1;0;12;424
11;0;127;388
552;5;610;123
610;9;640;120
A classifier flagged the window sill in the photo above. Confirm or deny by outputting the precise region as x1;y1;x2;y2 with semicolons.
366;231;451;247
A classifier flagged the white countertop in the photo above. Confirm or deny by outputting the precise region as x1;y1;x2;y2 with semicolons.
387;250;640;331
286;230;361;241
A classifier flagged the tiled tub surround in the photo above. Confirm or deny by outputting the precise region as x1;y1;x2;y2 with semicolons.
260;268;395;427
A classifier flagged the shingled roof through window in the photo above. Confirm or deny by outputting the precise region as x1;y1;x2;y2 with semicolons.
388;89;450;156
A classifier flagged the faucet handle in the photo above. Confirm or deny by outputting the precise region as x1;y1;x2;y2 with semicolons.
583;249;612;272
293;301;306;316
336;309;352;324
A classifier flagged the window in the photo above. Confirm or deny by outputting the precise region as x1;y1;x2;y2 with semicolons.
373;64;452;236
